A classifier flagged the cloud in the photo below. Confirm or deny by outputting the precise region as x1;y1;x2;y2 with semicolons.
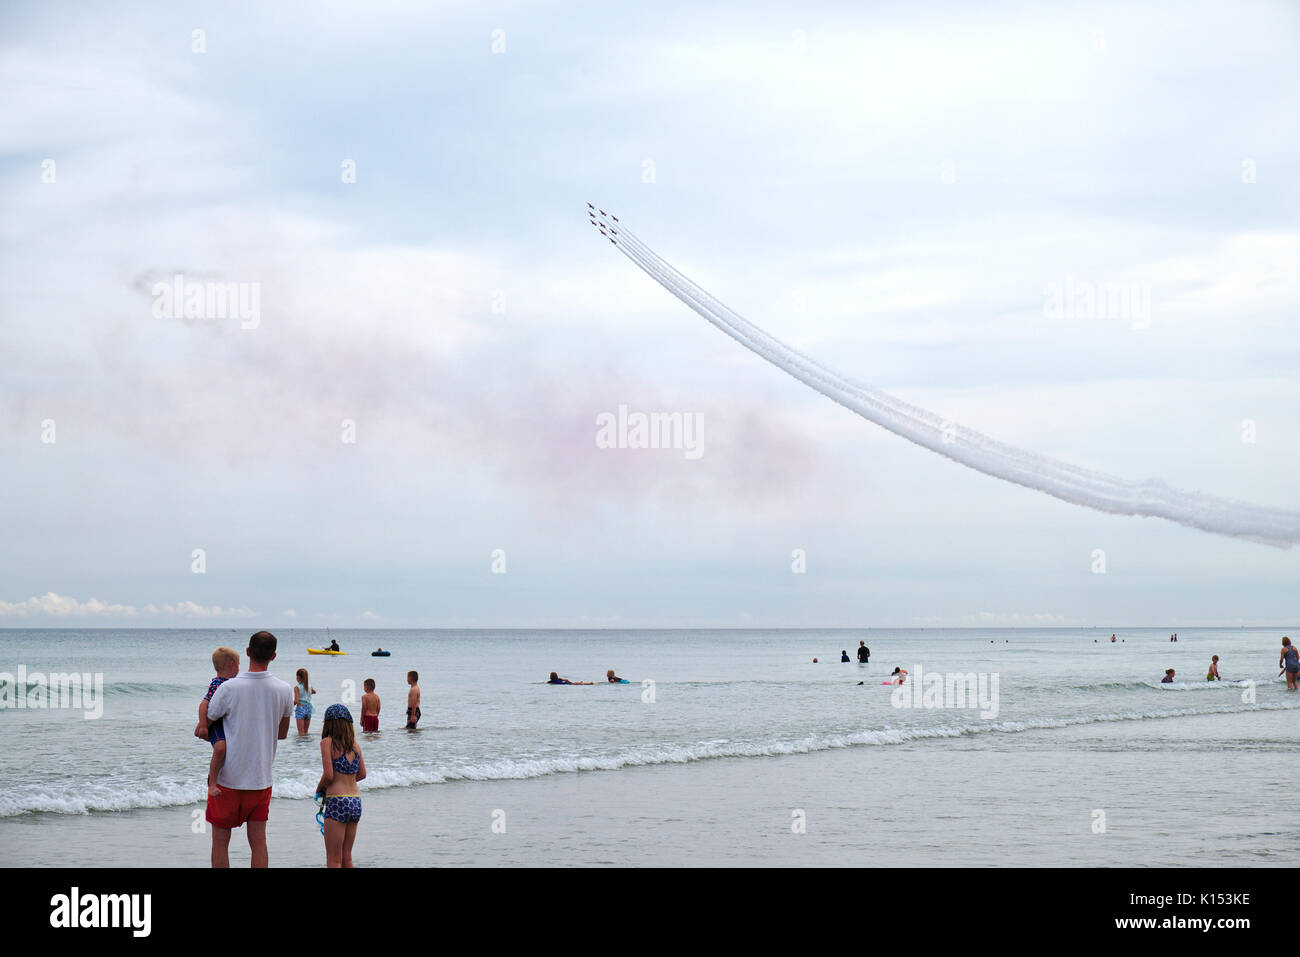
0;593;256;620
3;1;1299;628
156;601;257;619
0;593;138;618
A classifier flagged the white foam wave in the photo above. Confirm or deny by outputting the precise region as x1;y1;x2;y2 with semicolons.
4;698;1294;817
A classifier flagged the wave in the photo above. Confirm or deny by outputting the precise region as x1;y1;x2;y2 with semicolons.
4;698;1295;817
0;678;192;698
1073;678;1255;692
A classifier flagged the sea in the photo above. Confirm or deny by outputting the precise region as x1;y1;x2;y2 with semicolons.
1;627;1296;867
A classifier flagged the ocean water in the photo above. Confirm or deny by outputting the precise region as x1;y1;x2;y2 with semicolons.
1;627;1296;866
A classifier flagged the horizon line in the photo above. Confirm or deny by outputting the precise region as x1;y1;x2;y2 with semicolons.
1;625;1295;632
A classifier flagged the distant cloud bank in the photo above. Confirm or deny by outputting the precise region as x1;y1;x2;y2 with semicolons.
0;593;257;620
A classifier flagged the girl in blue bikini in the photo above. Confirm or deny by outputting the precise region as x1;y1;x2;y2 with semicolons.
315;704;367;868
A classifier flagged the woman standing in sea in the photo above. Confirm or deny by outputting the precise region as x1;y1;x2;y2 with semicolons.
1279;637;1299;691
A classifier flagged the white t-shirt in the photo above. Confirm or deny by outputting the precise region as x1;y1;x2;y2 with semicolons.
207;669;294;790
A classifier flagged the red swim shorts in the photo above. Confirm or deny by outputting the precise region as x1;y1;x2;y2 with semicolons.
361;714;379;733
206;786;272;829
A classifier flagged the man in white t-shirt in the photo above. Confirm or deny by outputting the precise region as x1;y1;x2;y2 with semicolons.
204;630;294;867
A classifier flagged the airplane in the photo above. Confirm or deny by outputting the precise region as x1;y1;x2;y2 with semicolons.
587;202;594;209
611;215;619;222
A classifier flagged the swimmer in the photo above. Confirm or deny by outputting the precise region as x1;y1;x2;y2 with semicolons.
1206;656;1220;681
889;667;908;685
548;672;573;685
606;670;629;684
405;671;421;729
1161;668;1176;684
1280;637;1299;691
360;679;380;732
294;668;316;736
841;650;850;662
1110;634;1117;643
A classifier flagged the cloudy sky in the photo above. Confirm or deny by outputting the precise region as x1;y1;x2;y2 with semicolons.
2;0;1297;628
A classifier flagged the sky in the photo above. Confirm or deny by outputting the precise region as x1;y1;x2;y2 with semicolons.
1;0;1298;628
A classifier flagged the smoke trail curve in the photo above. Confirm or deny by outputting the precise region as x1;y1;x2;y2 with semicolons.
587;207;1300;547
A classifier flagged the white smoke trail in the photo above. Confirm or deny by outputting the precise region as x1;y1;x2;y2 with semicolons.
587;207;1300;547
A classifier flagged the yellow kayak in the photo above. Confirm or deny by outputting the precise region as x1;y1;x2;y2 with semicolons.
307;648;347;655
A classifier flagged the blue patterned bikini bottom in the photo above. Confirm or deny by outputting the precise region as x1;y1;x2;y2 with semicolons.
323;794;362;823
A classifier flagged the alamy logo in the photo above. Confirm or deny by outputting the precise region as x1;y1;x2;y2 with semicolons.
1043;275;1151;328
49;887;151;937
151;273;260;329
889;665;999;718
0;666;104;719
595;404;703;459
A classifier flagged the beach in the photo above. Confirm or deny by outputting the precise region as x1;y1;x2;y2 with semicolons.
2;627;1297;867
5;707;1296;868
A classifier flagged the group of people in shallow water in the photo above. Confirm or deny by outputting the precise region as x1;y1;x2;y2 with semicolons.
548;670;629;685
196;634;432;870
841;642;870;663
1157;636;1296;687
194;633;369;869
1161;656;1222;684
825;633;1299;690
195;629;1300;870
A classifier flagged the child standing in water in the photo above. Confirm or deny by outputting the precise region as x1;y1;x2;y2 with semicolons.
315;704;366;868
294;669;317;736
360;679;380;733
1206;656;1221;681
194;647;240;798
405;671;421;729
